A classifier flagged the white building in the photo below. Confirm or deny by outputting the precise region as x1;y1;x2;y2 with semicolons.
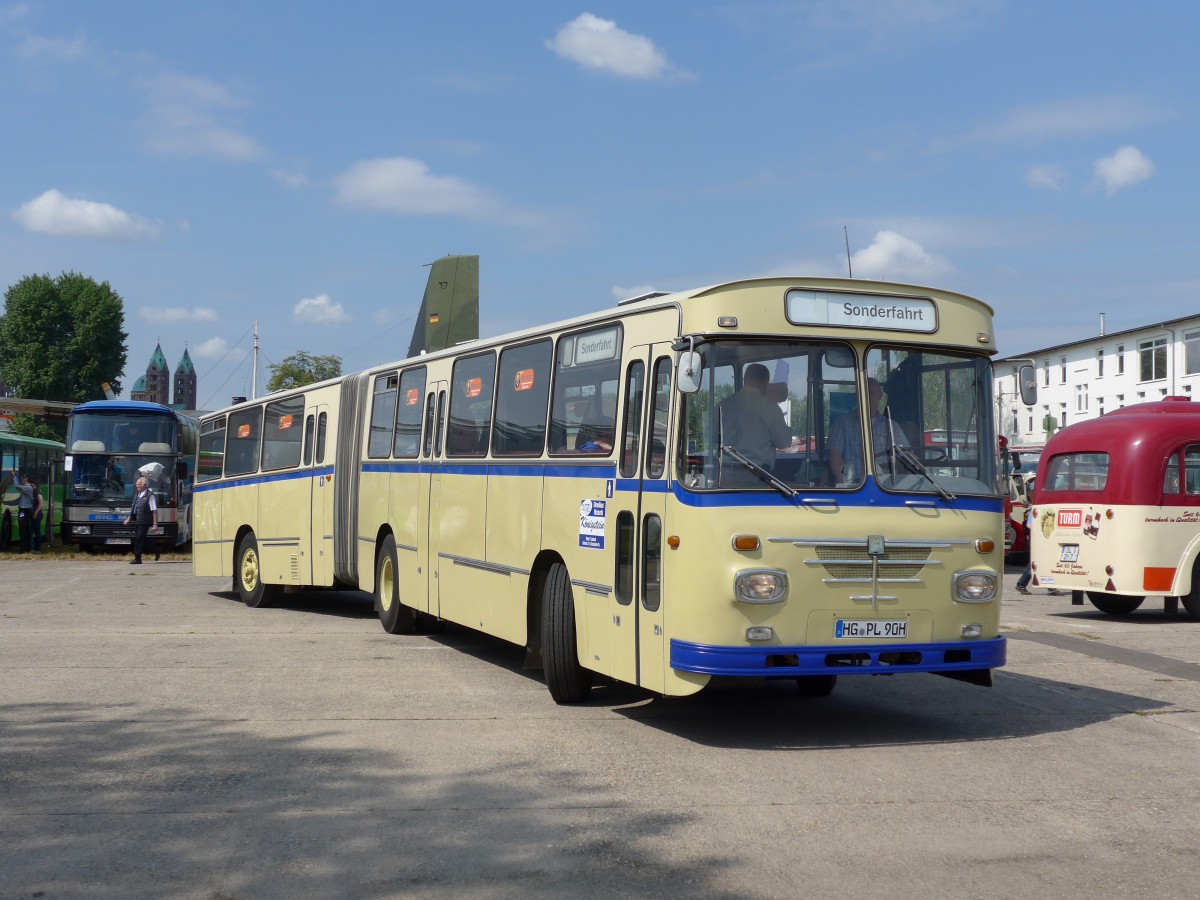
993;313;1200;447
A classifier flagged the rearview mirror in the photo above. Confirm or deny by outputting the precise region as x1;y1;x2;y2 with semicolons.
1018;364;1037;406
676;351;703;394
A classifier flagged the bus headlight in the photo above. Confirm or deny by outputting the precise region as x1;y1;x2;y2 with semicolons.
953;571;997;603
734;570;788;604
71;525;92;536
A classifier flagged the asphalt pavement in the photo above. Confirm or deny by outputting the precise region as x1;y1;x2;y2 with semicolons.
2;556;1199;899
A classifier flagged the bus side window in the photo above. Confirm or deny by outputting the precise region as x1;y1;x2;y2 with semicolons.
646;358;671;479
303;415;315;466
620;361;645;478
447;352;496;457
394;368;427;459
434;390;447;457
493;340;551;457
1164;452;1181;494
1185;446;1200;494
316;412;328;464
422;392;436;458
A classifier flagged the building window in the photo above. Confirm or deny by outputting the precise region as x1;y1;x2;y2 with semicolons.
1060;356;1067;384
1186;330;1200;375
1161;388;1169;397
1137;391;1146;400
1097;348;1104;377
1139;337;1167;382
1075;383;1088;412
1117;394;1125;408
1060;402;1068;428
1028;415;1033;432
1043;360;1050;386
1117;344;1125;375
1098;402;1105;416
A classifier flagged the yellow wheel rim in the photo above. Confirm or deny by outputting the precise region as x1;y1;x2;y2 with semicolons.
380;556;394;611
240;547;259;593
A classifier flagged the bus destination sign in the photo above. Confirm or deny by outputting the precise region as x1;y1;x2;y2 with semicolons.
786;289;937;333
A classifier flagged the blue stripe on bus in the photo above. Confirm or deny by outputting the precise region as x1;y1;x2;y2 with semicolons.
670;636;1006;677
193;466;334;492
195;464;1000;512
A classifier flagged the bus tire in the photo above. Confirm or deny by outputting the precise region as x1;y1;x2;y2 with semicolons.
376;535;416;634
541;561;593;704
1086;592;1144;616
0;510;10;550
236;533;277;608
796;675;837;697
1183;566;1200;621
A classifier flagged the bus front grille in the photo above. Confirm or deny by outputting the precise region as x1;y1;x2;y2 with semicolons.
768;536;967;584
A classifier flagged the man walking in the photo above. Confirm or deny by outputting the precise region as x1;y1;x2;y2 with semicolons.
10;470;36;552
124;477;158;564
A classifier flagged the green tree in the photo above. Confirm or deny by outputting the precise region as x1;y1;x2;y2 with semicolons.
266;351;342;392
0;272;128;438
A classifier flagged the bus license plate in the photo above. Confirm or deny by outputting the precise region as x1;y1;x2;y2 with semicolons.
835;619;907;639
105;538;132;545
1059;544;1080;563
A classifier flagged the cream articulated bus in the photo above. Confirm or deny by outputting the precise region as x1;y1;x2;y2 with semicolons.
193;277;1019;702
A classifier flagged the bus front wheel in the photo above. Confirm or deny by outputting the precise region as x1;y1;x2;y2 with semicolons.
541;562;594;704
236;533;278;608
1086;592;1144;616
0;510;10;550
376;535;416;634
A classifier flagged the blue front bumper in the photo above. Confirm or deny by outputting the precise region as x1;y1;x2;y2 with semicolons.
670;636;1006;677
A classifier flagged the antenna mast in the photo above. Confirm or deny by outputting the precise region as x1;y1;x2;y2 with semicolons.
251;320;259;399
844;226;853;278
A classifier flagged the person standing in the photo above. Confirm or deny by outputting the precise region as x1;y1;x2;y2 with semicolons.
30;480;44;553
1016;488;1062;596
124;476;158;565
11;470;36;552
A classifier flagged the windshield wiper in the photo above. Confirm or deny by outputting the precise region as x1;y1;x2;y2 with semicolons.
893;444;956;501
720;445;797;498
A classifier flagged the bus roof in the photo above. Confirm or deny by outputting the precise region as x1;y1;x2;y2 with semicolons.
74;400;175;415
1038;397;1199;503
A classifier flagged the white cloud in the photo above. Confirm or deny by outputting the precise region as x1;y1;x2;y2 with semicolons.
850;230;952;281
14;33;87;63
976;95;1171;144
12;189;160;240
293;294;350;325
138;306;218;324
332;156;496;218
1026;164;1066;192
271;169;309;189
1093;145;1155;195
547;13;688;80
194;337;245;360
138;72;265;161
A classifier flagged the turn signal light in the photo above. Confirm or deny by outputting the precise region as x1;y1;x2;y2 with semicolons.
732;534;761;551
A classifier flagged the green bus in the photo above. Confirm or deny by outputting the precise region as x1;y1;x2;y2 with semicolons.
0;430;66;551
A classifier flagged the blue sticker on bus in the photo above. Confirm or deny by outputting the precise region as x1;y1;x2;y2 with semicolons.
580;499;606;549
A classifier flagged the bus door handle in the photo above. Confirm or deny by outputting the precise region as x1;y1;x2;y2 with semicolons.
800;498;838;508
904;500;938;508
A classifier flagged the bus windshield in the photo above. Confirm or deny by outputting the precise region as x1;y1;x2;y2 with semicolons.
69;453;178;505
67;413;177;454
680;340;997;496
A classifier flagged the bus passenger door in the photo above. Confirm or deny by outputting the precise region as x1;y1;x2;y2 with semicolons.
310;405;333;586
416;384;446;618
609;346;672;693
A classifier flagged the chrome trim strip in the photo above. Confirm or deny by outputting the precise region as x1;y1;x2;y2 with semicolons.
439;553;530;577
572;578;611;596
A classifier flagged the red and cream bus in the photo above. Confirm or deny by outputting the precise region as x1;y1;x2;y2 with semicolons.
1029;397;1200;618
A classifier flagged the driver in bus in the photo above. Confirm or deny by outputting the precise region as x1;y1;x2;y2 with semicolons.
827;378;911;484
717;363;792;476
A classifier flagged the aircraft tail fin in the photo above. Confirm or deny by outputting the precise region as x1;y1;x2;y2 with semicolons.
408;255;479;357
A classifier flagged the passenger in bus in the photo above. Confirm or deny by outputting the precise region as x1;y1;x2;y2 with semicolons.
827;378;910;484
573;397;615;453
717;363;792;475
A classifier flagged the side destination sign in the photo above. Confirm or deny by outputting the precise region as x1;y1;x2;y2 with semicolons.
785;289;937;333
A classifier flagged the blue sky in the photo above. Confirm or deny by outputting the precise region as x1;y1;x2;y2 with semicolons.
2;1;1195;409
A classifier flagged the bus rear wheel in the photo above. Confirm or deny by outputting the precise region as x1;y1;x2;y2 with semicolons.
236;533;278;608
1086;592;1144;616
376;535;416;634
541;562;593;704
1183;566;1200;621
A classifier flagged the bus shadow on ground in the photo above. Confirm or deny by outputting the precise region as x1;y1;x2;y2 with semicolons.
1049;607;1200;626
207;588;380;619
607;672;1171;750
0;701;743;899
